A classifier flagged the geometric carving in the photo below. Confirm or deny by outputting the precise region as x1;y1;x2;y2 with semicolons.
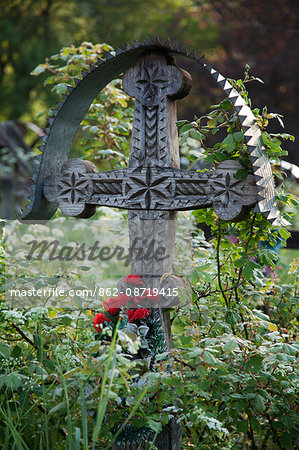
22;42;282;449
43;159;258;220
58;172;91;203
43;53;258;222
208;160;258;221
125;166;172;209
43;159;97;218
123;53;192;168
22;39;282;228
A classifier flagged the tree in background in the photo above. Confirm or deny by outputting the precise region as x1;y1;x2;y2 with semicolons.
0;0;298;163
0;0;214;120
205;0;299;164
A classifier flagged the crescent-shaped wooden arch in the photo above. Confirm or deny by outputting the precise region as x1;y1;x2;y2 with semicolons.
21;37;285;226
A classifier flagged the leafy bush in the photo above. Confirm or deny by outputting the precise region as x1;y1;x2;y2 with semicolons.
0;42;298;449
31;41;134;170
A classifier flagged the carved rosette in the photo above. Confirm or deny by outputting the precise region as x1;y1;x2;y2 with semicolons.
125;166;174;209
208;160;258;220
135;64;169;106
43;159;98;218
58;172;91;204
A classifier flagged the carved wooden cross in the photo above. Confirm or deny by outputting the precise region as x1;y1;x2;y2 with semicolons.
43;53;257;222
43;51;258;351
20;39;283;449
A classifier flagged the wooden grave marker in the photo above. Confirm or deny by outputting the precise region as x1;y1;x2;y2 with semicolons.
20;39;286;449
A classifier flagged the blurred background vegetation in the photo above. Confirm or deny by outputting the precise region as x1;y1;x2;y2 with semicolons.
1;0;298;164
0;4;298;447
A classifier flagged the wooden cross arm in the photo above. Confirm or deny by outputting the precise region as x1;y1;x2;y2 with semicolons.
43;159;258;220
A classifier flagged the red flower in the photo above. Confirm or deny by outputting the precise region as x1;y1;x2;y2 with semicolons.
93;313;110;333
103;297;119;309
127;308;150;323
127;309;135;322
124;274;144;285
118;293;131;305
103;294;130;309
106;308;120;316
136;309;150;319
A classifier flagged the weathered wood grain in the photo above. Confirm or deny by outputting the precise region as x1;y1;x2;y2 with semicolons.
43;159;257;220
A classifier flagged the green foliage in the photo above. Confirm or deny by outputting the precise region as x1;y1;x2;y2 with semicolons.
0;308;149;448
169;220;299;447
0;0;218;121
177;71;293;172
0;0;78;120
0;48;298;449
32;42;134;169
174;67;298;448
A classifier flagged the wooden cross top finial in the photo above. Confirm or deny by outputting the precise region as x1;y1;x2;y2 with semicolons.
123;53;191;168
123;53;191;105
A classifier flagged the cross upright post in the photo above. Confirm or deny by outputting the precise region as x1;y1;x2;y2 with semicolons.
121;51;192;350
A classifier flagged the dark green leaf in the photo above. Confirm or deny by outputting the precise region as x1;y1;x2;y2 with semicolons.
222;134;235;152
0;343;11;358
244;355;263;372
220;99;232;111
233;132;244;143
243;264;253;280
11;345;22;358
235;168;248;180
254;394;265;412
279;432;292;448
279;228;291;240
180;123;193;133
45;359;56;371
190;129;204;141
236;419;248;432
33;333;42;347
224;339;237;353
176;120;188;126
